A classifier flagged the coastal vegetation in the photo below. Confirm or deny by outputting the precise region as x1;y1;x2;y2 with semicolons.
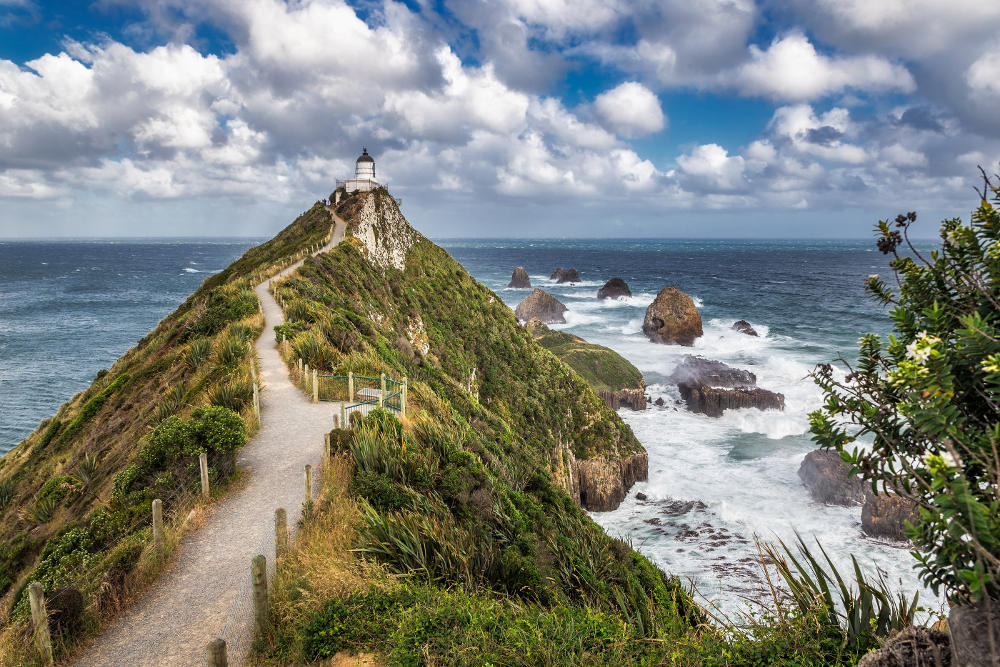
0;204;334;663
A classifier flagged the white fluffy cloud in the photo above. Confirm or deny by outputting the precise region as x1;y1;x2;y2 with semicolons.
966;49;1000;100
593;82;666;138
726;32;914;100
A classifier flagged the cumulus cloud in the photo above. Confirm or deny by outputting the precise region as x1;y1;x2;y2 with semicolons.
966;49;1000;100
725;32;914;101
593;82;666;138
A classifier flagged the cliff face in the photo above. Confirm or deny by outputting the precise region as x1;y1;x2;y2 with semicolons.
350;189;422;270
552;441;648;511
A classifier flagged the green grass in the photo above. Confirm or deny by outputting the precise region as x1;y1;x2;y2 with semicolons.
529;323;644;393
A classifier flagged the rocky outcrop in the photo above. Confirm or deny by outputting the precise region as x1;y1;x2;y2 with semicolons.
597;277;632;300
552;441;648;512
557;268;581;283
353;190;422;270
515;289;567;323
798;449;867;505
508;266;531;288
597;388;647;411
678;383;784;417
858;626;952;667
669;355;784;417
642;287;703;345
949;597;1000;667
550;267;565;280
732;320;759;337
861;492;919;540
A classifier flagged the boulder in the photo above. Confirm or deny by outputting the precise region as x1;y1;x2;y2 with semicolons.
508;266;531;288
669;356;755;388
858;625;952;667
798;449;867;505
550;444;647;512
550;267;565;281
597;388;647;411
642;287;703;345
861;492;919;540
515;289;568;324
654;397;665;407
949;597;1000;667
732;319;759;337
597;277;632;300
557;268;581;283
677;383;785;418
47;586;84;634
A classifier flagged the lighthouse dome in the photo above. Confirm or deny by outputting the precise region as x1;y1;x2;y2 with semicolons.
354;147;375;180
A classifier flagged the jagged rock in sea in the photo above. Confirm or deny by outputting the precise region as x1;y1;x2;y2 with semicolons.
949;597;1000;667
515;289;568;323
669;356;755;388
597;388;647;411
732;319;758;336
508;266;531;288
557;268;581;283
861;492;919;540
550;267;565;281
668;355;784;417
857;626;952;667
597;277;632;300
642;287;703;345
798;449;867;505
551;440;648;512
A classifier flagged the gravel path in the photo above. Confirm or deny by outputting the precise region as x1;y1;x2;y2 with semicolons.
74;216;346;667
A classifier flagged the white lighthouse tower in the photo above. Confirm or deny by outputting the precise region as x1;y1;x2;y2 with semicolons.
339;147;379;194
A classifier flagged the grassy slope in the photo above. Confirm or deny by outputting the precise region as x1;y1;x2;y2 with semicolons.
0;203;333;661
528;323;644;393
258;190;858;666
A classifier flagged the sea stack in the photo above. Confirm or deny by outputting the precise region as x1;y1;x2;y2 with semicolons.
515;288;568;324
557;268;581;284
732;320;758;336
550;267;565;281
642;287;703;345
597;277;632;300
508;266;531;288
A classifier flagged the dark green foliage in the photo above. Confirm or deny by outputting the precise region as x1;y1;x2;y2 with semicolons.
36;475;80;507
142;406;247;465
0;533;34;596
186;288;258;340
38;418;62;449
0;478;14;508
209;379;254;413
273;321;306;343
530;324;644;392
185;338;213;368
811;181;1000;601
32;495;58;522
215;335;248;367
13;528;99;616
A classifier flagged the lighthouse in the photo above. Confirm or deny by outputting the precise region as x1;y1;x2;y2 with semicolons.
338;147;379;194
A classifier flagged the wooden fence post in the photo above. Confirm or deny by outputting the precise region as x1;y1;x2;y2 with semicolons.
380;372;386;397
340;403;347;429
312;370;318;403
402;377;408;418
324;432;331;465
206;638;228;667
304;465;313;505
253;381;260;422
251;555;268;637
28;583;53;666
275;508;288;558
152;499;164;554
348;371;354;401
200;452;210;499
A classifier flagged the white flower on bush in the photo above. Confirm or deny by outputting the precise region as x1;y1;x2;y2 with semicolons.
906;331;940;364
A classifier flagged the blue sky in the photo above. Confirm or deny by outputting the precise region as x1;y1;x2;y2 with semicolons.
1;0;998;239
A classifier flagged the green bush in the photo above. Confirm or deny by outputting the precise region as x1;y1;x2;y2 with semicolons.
144;406;247;463
185;338;213;368
216;336;248;367
191;406;247;453
0;478;14;508
36;475;80;507
209;379;254;413
811;182;1000;602
187;288;259;339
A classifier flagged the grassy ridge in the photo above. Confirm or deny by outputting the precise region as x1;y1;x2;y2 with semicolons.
528;322;644;393
0;202;333;663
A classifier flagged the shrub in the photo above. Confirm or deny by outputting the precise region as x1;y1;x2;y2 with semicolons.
76;453;99;486
36;475;80;507
185;338;213;368
144;406;246;461
811;180;1000;602
293;333;338;371
227;323;256;343
191;405;247;454
0;479;14;508
32;496;58;523
209;379;254;413
216;336;248;367
153;384;187;424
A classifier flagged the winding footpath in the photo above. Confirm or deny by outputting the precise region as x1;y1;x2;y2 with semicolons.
74;214;347;667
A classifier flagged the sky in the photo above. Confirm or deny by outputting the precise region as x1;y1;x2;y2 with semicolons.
0;1;999;239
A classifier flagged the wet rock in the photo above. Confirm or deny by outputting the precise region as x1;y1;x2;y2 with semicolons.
635;492;648;501
515;288;567;324
597;277;632;300
642;287;703;345
858;625;952;667
677;383;784;417
669;356;756;388
557;268;581;283
597;388;647;411
798;449;867;505
949;597;1000;667
861;492;919;540
508;266;531;288
732;319;759;336
47;586;84;635
550;267;565;281
654;397;665;407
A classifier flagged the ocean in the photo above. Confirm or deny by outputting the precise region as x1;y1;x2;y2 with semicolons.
0;237;936;615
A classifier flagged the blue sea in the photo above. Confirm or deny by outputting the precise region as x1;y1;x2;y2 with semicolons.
0;237;939;614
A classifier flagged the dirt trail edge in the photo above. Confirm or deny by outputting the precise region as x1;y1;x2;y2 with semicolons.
74;215;347;667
